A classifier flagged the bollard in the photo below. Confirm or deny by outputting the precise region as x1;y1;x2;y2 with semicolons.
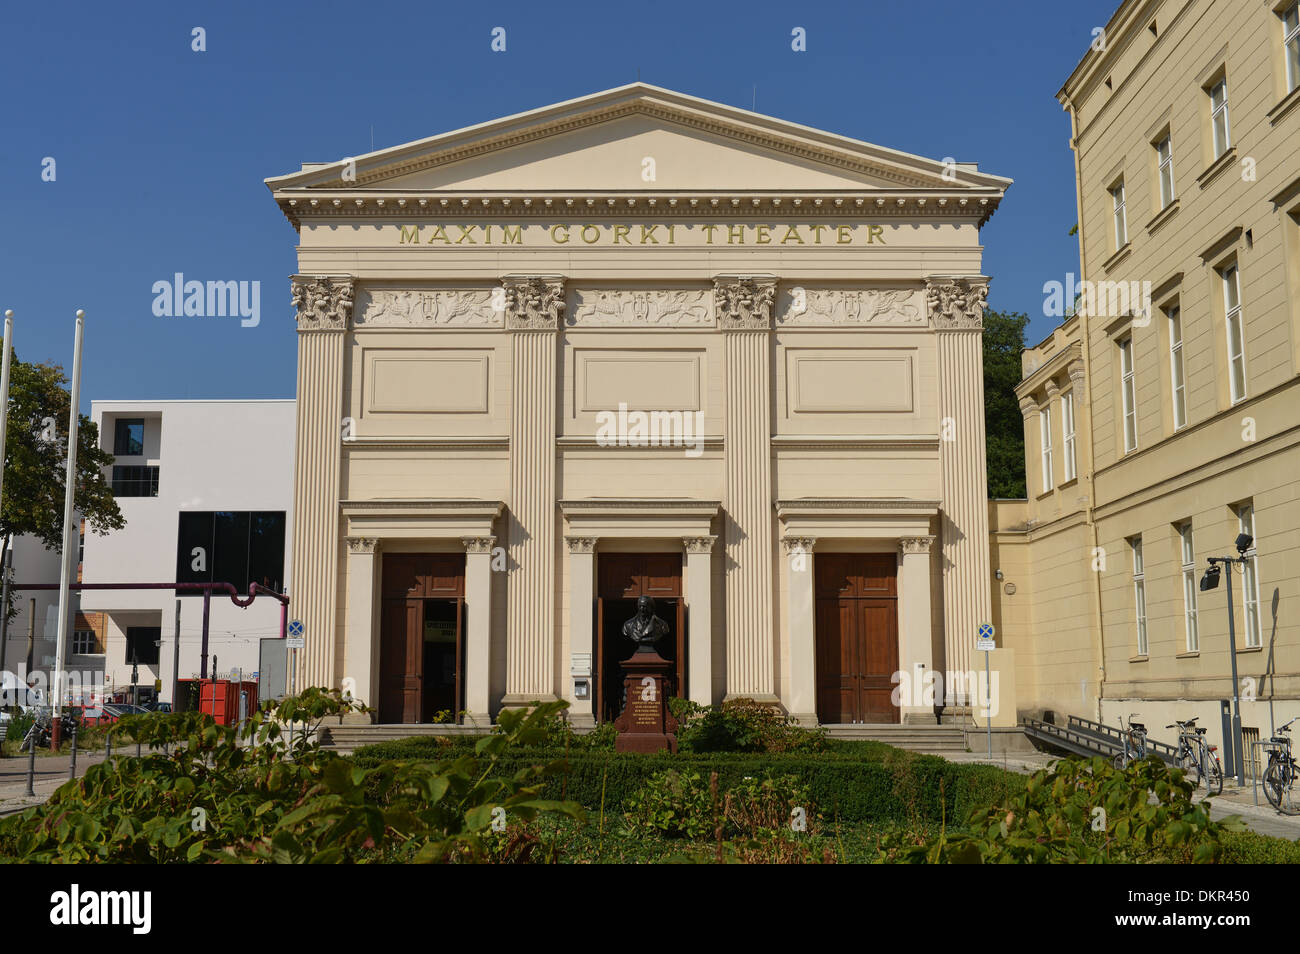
24;737;35;797
68;723;77;780
105;729;112;760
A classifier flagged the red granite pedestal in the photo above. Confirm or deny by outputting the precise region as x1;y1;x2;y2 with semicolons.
613;650;679;754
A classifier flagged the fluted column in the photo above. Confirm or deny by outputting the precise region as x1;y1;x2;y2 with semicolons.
717;276;778;702
565;536;597;728
343;537;378;716
289;275;353;693
503;276;564;705
929;276;993;708
781;536;817;726
462;536;496;726
683;536;717;706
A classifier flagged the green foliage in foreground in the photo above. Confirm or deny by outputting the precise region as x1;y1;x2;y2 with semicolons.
881;756;1246;864
0;690;582;863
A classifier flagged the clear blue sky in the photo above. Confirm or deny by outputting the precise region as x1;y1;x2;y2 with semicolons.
1;0;1119;410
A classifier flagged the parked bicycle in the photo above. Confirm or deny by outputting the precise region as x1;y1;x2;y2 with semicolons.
17;709;77;753
1168;717;1223;795
1262;717;1299;814
1112;714;1148;769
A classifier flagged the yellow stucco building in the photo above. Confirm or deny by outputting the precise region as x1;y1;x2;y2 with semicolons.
268;84;1011;728
993;0;1300;762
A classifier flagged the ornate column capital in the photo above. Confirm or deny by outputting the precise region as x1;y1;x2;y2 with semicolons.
1018;396;1039;419
564;535;597;554
780;536;816;554
682;535;717;554
1068;360;1087;391
462;536;497;554
714;276;777;331
1044;378;1061;398
925;276;989;331
346;536;378;555
900;535;935;556
292;275;355;331
502;276;565;331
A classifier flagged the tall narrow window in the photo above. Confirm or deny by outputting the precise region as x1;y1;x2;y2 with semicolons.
1120;337;1137;453
1285;2;1300;94
1111;180;1128;248
1180;523;1199;652
1209;78;1230;159
1040;407;1054;492
1222;265;1247;403
1062;391;1077;481
1237;504;1262;648
1131;537;1148;656
1169;307;1187;429
1156;135;1175;208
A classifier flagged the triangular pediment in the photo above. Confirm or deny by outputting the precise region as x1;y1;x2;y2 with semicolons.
267;84;1010;195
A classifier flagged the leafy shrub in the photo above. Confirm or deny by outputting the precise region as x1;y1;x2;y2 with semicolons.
0;689;583;863
625;769;715;839
724;774;817;837
673;698;826;754
881;756;1244;864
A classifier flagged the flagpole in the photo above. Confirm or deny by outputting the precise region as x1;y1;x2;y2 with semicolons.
0;310;13;513
53;310;84;719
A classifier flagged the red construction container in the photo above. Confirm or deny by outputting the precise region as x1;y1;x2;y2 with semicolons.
194;679;260;726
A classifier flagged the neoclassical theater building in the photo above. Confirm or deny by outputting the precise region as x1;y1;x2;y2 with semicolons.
267;85;1010;727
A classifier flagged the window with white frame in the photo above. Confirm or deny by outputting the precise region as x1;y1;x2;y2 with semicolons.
1111;180;1128;248
1131;537;1148;656
1180;522;1199;652
1237;504;1262;648
1040;406;1054;492
1285;2;1300;94
1222;264;1247;403
1156;135;1175;208
1209;78;1231;159
1168;306;1187;429
1062;391;1077;481
1120;337;1137;452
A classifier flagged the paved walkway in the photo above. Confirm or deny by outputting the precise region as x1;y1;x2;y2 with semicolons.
0;750;114;816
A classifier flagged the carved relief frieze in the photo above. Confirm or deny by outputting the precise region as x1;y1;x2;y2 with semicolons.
355;288;502;327
568;288;713;327
776;287;925;326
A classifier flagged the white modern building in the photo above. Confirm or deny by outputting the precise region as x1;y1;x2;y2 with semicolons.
0;535;75;688
78;400;295;704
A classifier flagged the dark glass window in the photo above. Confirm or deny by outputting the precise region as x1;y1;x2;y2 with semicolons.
125;627;161;665
113;418;145;456
111;465;159;497
175;511;286;595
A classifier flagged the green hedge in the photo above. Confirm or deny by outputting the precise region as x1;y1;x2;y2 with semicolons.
349;742;1024;825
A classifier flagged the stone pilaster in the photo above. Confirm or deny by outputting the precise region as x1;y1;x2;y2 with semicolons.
781;536;818;726
343;537;378;719
928;276;993;708
503;276;564;705
898;535;936;724
716;276;778;702
565;536;597;728
462;536;496;726
289;274;353;692
682;535;717;706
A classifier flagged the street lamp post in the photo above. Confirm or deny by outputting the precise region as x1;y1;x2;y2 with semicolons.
1199;532;1254;788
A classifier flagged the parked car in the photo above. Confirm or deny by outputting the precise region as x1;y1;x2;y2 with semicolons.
141;701;172;713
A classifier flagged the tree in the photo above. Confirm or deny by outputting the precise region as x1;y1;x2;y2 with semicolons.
982;310;1029;499
0;347;124;609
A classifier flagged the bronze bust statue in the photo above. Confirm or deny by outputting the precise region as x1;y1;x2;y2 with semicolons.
623;594;669;654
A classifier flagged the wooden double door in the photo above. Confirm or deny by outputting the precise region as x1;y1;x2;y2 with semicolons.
379;554;465;724
595;553;685;723
815;553;900;724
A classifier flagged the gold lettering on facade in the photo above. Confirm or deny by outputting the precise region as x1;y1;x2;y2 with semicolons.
391;222;891;247
399;224;420;244
613;224;631;244
427;225;449;244
703;225;718;244
581;224;600;244
781;225;804;244
811;225;827;244
501;224;522;244
755;224;771;244
455;225;477;244
640;224;659;244
837;225;853;244
550;224;570;244
727;225;744;244
868;224;885;244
